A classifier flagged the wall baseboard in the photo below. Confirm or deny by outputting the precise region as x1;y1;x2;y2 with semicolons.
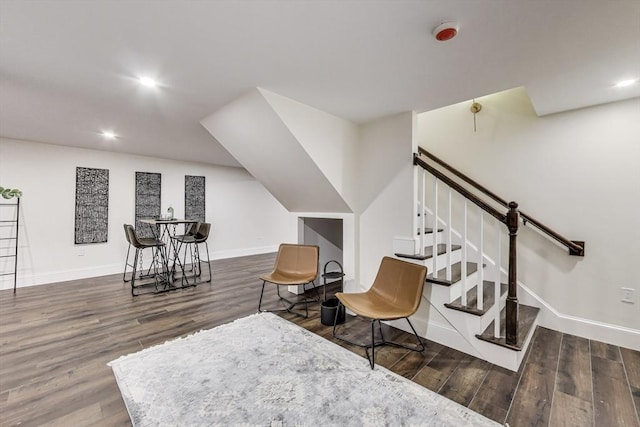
211;245;278;260
518;282;640;352
0;263;123;290
0;245;280;290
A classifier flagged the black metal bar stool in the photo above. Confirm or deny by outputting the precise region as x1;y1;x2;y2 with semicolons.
122;224;169;296
171;222;212;284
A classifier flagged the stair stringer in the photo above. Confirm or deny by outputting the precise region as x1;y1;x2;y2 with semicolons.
387;279;538;371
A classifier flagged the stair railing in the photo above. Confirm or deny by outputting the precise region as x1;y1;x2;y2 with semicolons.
414;154;516;343
417;147;585;256
414;150;585;346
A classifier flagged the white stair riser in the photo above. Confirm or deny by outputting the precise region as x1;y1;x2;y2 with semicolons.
425;250;462;272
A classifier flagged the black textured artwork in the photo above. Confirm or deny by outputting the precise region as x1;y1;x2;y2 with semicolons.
185;175;205;222
135;172;161;238
75;167;109;244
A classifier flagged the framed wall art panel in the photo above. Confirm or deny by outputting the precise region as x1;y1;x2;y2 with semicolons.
185;175;205;222
75;167;109;244
135;172;161;238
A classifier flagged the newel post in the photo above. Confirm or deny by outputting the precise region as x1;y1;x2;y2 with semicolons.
506;201;519;346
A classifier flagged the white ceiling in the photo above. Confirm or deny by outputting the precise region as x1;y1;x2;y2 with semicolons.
1;0;638;168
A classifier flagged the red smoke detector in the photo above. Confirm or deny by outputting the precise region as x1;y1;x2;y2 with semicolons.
433;22;459;41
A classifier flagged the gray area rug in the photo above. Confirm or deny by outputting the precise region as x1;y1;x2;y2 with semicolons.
109;312;501;426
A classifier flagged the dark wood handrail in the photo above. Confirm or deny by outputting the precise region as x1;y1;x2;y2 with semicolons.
416;147;585;256
413;154;506;224
418;146;509;207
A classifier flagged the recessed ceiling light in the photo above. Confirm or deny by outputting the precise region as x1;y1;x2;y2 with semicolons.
614;79;638;88
101;130;117;140
139;76;158;88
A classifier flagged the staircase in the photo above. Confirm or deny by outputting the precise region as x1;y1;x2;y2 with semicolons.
393;149;584;371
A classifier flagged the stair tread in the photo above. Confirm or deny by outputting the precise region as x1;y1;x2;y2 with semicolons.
445;281;509;316
475;304;540;351
424;244;461;259
426;261;479;286
395;252;429;261
395;243;461;262
417;227;443;235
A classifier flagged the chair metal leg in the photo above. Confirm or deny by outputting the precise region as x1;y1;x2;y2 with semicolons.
174;238;192;285
204;241;212;282
172;240;211;285
130;250;139;296
275;285;309;318
152;246;164;292
258;280;268;313
192;243;200;277
183;243;195;274
171;241;190;287
369;320;377;369
128;244;175;296
123;243;132;283
258;281;315;318
332;302;425;369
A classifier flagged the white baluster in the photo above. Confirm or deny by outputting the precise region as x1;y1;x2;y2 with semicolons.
477;210;484;311
494;221;502;338
461;200;468;306
421;170;426;256
411;166;424;253
432;178;439;276
446;187;452;281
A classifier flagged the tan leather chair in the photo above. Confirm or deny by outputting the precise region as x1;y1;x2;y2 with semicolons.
258;243;320;318
333;256;427;369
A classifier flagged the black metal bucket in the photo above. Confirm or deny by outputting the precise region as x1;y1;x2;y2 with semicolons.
320;297;345;326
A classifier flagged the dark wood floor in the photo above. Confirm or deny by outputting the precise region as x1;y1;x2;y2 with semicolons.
1;253;638;426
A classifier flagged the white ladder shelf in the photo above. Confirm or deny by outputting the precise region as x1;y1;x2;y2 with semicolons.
0;197;20;293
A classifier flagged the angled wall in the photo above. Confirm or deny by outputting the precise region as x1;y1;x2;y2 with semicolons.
259;89;360;211
357;112;416;289
201;89;355;213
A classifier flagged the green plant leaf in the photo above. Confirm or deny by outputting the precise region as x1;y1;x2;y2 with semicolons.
0;188;22;199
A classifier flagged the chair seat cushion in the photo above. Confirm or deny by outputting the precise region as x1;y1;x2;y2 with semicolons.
172;235;196;243
137;237;164;248
172;235;207;243
260;271;316;285
336;291;412;320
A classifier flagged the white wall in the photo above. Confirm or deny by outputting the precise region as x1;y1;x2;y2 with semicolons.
417;89;640;331
0;138;296;289
300;217;343;272
294;212;357;294
357;112;416;289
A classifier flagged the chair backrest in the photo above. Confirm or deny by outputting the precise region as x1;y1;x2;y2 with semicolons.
273;243;319;282
195;222;211;242
185;221;200;236
124;224;144;249
369;256;427;316
123;224;131;244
